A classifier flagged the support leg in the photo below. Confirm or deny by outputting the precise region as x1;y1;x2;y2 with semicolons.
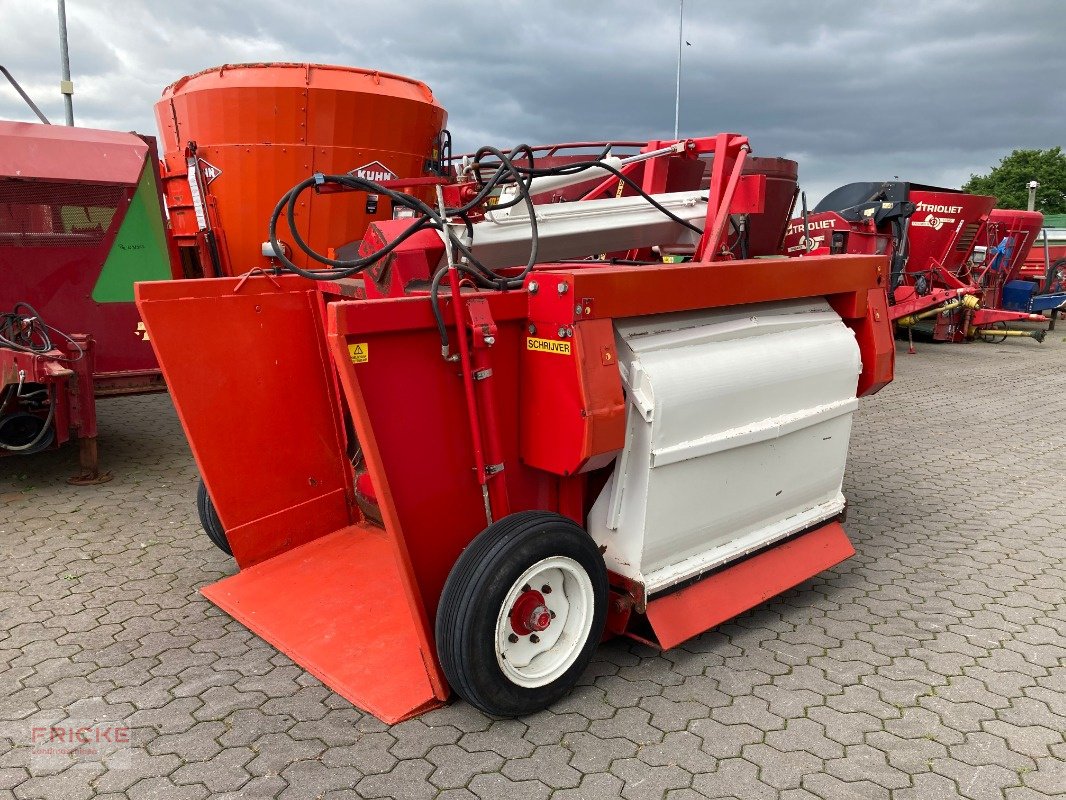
68;436;112;485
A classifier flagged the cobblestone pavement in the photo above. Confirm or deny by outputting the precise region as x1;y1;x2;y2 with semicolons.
1;333;1064;800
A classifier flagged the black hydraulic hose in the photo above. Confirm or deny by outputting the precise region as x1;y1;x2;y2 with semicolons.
0;302;83;362
267;145;538;283
0;386;56;452
268;175;439;277
270;144;702;283
891;218;910;290
269;142;712;355
428;261;498;352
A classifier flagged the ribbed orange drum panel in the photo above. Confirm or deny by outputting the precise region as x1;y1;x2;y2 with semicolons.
155;63;447;274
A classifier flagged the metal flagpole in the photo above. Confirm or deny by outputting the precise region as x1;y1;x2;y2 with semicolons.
673;0;683;140
58;0;74;125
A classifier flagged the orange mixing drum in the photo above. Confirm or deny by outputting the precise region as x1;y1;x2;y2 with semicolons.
155;63;448;275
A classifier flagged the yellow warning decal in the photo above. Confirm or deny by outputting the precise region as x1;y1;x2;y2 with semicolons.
348;343;369;363
526;336;571;355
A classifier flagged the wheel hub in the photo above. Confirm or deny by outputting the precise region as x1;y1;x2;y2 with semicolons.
494;555;596;689
510;590;551;635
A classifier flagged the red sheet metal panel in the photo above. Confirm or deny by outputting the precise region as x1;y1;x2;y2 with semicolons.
520;317;625;476
135;276;353;568
834;288;895;397
201;522;443;723
0;120;148;184
534;254;887;322
644;522;855;650
905;189;995;275
325;292;558;627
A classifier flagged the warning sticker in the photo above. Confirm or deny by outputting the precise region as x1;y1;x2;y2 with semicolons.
348;343;369;363
526;337;571;356
198;158;223;184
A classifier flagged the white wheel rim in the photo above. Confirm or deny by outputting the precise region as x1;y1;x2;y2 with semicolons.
494;555;595;688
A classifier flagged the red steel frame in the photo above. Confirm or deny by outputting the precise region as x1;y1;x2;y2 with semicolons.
136;132;894;722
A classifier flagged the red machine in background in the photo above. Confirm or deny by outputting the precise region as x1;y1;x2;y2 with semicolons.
1020;217;1066;290
985;210;1066;321
155;63;448;278
137;132;894;722
782;181;1048;345
969;209;1046;323
0;121;178;479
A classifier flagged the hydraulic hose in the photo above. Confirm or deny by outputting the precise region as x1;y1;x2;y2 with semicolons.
0;386;56;452
0;303;83;362
268;142;712;352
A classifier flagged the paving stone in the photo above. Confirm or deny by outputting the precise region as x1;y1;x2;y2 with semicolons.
689;717;764;758
355;757;436;800
824;743;911;790
691;757;777;799
277;760;363;799
465;772;550;800
610;757;692;800
638;730;718;774
3;336;1065;799
426;742;505;790
501;743;582;789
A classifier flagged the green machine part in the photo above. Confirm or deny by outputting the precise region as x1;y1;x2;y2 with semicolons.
92;162;173;303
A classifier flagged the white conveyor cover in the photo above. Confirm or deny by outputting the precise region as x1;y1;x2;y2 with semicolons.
587;298;862;595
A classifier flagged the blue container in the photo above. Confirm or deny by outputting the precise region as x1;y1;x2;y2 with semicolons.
1001;280;1038;311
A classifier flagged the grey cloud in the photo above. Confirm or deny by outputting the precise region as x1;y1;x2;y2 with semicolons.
0;0;1062;203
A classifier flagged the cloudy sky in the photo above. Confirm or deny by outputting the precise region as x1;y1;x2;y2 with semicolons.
1;0;1063;202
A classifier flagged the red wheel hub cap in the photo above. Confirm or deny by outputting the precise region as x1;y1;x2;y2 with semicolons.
510;590;551;635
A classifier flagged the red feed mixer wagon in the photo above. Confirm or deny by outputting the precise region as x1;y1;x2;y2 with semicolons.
137;130;894;722
782;182;1048;344
0;121;178;479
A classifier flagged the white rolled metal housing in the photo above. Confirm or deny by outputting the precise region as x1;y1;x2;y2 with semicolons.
587;298;861;595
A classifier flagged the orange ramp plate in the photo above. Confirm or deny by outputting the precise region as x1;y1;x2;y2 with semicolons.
645;522;855;650
201;522;443;723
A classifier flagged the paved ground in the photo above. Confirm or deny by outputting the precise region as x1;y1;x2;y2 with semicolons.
1;332;1064;800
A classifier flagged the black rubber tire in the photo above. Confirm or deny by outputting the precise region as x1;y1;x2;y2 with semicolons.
435;510;608;717
196;478;232;556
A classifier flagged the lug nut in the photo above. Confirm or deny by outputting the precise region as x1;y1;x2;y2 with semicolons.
529;634;540;644
522;584;531;592
549;610;556;619
508;633;519;644
541;585;552;594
